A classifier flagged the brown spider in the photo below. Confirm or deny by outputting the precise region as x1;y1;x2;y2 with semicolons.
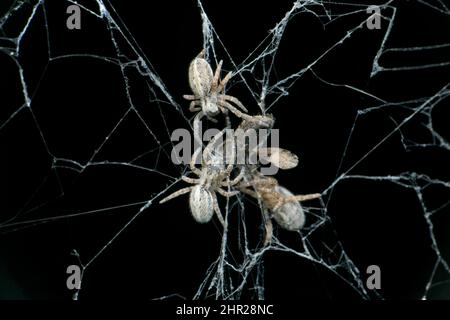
183;50;252;122
159;129;243;228
239;173;321;245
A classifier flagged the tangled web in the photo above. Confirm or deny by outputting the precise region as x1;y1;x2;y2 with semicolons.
0;0;449;300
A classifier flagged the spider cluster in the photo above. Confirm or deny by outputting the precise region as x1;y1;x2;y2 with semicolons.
160;50;320;244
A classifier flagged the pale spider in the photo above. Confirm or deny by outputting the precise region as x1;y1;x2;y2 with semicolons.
159;130;243;228
183;50;252;122
239;172;321;245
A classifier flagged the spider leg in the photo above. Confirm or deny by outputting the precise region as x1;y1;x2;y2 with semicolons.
239;186;259;198
197;49;206;58
159;186;194;204
189;101;202;112
286;193;321;202
181;176;200;184
227;166;245;186
216;105;231;128
222;134;236;174
218;100;253;121
239;176;275;189
211;192;227;228
217;187;240;197
217;72;233;93
238;181;254;189
220;95;248;112
272;193;321;211
206;115;219;123
211;60;223;92
183;94;197;101
190;147;203;176
263;209;273;246
220;166;244;188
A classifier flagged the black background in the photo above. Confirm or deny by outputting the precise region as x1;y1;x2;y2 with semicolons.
0;0;449;302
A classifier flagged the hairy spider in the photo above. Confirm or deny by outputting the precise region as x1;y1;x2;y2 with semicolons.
183;50;252;122
160;130;243;228
239;172;320;245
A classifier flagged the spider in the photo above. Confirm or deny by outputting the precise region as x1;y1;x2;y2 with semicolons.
239;172;321;245
183;50;252;123
159;129;243;228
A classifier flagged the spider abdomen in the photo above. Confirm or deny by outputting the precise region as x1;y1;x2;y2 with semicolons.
189;57;213;97
189;185;214;223
272;186;305;231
